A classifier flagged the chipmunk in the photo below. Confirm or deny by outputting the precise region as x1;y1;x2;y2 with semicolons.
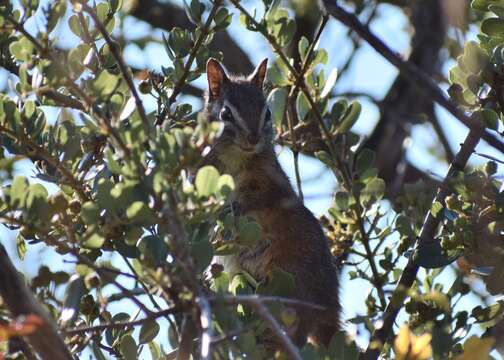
203;58;340;348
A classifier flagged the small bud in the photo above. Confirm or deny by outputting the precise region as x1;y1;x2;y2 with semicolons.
138;79;152;94
49;192;69;212
69;200;81;214
485;161;497;176
84;272;101;289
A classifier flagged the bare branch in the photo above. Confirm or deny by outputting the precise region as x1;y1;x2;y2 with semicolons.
321;0;504;154
362;126;484;359
0;125;91;202
64;306;180;336
157;0;223;126
79;2;151;137
0;244;73;360
255;302;302;360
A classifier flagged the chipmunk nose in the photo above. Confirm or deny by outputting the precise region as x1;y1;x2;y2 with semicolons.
247;133;259;145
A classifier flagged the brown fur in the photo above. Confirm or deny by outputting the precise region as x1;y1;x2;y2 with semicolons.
204;58;340;348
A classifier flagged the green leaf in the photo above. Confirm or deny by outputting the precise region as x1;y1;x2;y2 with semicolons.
120;335;137;360
315;150;333;167
126;201;156;225
355;149;376;177
148;341;162;360
212;271;230;292
336;101;361;133
106;149;122;174
138;235;168;267
97;178;115;210
139;321;160;344
296;91;310;121
328;331;360;360
62;275;86;326
184;0;204;24
9;37;34;62
92;342;108;360
10;176;28;208
81;202;100;225
83;232;105;249
257;268;295;297
109;0;123;13
298;36;309;62
482;17;504;36
195;166;220;197
330;100;348;124
431;201;444;218
16;232;26;260
321;68;338;98
92;70;120;97
26;184;49;220
47;0;67;32
361;178;385;204
312;49;328;66
168;28;192;58
96;3;115;35
191;240;214;272
68;15;83;38
217;174;235;198
267;88;287;129
335;191;349;211
239;221;262;245
68;44;90;78
479;109;499;130
213;8;232;31
230;273;252;295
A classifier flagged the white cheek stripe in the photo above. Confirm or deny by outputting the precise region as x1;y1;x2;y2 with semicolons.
259;105;267;130
224;101;248;132
224;101;268;134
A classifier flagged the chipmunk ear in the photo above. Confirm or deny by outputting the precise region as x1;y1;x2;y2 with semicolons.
206;58;228;98
248;58;268;88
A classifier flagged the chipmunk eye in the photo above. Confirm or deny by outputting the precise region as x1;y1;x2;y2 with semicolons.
265;108;272;123
220;106;234;123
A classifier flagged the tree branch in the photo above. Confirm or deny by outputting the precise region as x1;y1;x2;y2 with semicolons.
64;306;180;336
0;244;73;360
128;0;253;74
362;126;484;359
0;58;85;111
79;2;151;137
157;0;223;126
321;0;504;154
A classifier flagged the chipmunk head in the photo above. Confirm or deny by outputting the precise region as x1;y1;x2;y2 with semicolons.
204;58;273;159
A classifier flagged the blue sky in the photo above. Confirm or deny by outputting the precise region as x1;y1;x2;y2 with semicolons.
1;0;503;358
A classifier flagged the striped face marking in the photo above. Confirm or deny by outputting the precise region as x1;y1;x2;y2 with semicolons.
221;100;270;137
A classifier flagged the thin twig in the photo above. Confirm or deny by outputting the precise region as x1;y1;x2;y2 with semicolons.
322;0;504;154
286;15;328;201
0;125;90;201
79;2;151;137
254;302;302;360
230;0;337;157
0;244;73;360
362;126;483;359
64;306;179;336
211;294;327;312
157;0;223;125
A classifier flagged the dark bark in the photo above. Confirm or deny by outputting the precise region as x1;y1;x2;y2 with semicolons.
364;0;445;196
361;126;483;359
0;244;73;360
